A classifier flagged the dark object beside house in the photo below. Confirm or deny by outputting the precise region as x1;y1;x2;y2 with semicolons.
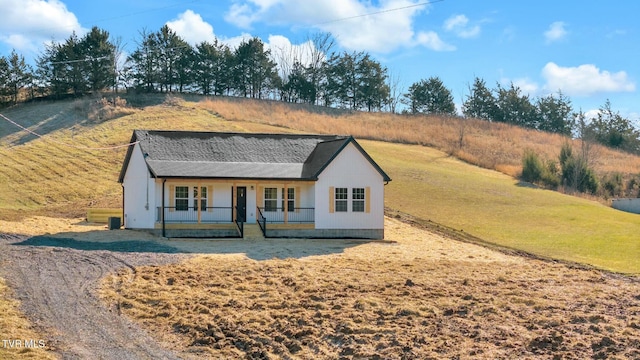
108;217;121;230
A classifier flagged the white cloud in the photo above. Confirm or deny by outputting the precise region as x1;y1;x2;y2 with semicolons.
542;62;635;96
266;35;319;78
512;78;539;95
500;26;516;42
498;76;540;97
267;35;315;65
0;0;85;53
2;34;36;53
166;10;215;45
444;14;480;39
584;109;600;120
607;29;627;38
224;3;259;30
167;10;317;75
166;10;252;50
223;33;254;50
415;31;455;51
224;0;453;53
544;21;567;43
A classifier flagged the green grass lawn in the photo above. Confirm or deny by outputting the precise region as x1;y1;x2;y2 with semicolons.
362;140;640;274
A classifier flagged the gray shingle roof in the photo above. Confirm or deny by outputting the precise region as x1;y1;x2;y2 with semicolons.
118;130;391;182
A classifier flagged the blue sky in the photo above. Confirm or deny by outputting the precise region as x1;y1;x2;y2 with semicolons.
1;0;638;121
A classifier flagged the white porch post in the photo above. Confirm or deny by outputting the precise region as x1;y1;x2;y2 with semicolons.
284;182;288;224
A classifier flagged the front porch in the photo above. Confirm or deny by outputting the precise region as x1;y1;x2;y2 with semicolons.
156;204;316;238
156;206;244;238
257;206;315;238
154;180;317;238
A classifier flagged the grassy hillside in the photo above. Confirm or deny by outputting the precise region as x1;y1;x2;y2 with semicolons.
197;96;640;183
1;94;640;273
363;140;640;273
0;95;273;219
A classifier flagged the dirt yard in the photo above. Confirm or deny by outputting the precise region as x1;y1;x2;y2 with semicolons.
99;218;640;359
1;216;640;359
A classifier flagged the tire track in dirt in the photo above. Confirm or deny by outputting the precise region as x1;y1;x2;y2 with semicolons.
0;235;188;360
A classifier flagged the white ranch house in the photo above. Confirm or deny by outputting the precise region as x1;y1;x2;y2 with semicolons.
118;130;391;239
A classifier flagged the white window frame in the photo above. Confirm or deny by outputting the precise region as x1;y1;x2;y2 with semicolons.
264;187;278;212
175;186;189;211
352;188;365;212
281;187;295;212
335;187;348;212
193;186;207;211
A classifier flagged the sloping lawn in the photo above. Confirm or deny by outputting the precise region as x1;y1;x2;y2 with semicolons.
363;140;640;274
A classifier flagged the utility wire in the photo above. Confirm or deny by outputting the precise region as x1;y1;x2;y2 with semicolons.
49;55;112;65
0;113;140;151
316;0;443;25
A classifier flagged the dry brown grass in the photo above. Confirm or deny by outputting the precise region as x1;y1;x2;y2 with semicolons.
197;97;640;179
0;278;57;360
0;95;254;220
101;218;640;359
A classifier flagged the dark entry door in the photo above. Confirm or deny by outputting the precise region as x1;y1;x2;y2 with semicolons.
236;186;247;222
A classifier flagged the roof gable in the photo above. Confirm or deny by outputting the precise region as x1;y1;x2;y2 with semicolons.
118;130;390;182
305;137;391;182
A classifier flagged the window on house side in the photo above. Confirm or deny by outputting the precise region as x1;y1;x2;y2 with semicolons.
335;187;348;212
281;188;295;212
175;186;189;211
352;188;365;212
193;186;207;211
264;188;277;212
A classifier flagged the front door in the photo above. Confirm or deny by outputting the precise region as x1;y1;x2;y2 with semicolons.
236;186;247;222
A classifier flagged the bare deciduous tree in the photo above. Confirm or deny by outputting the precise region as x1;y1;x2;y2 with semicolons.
385;70;402;114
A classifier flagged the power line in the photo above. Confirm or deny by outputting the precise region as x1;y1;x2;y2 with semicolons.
316;0;443;26
0;113;140;151
49;55;112;65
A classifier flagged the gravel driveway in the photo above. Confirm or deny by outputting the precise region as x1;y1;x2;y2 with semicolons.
0;232;188;360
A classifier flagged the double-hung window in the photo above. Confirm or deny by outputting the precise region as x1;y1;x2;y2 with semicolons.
281;188;295;212
175;186;189;211
335;187;348;212
352;188;365;212
193;186;207;211
264;188;278;212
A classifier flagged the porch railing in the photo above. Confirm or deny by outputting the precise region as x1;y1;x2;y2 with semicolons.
257;207;315;224
158;207;234;223
234;206;244;238
256;206;267;237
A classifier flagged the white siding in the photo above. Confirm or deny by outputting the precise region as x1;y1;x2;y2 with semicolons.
246;185;257;223
122;143;156;229
257;183;315;223
161;182;235;223
315;142;385;230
